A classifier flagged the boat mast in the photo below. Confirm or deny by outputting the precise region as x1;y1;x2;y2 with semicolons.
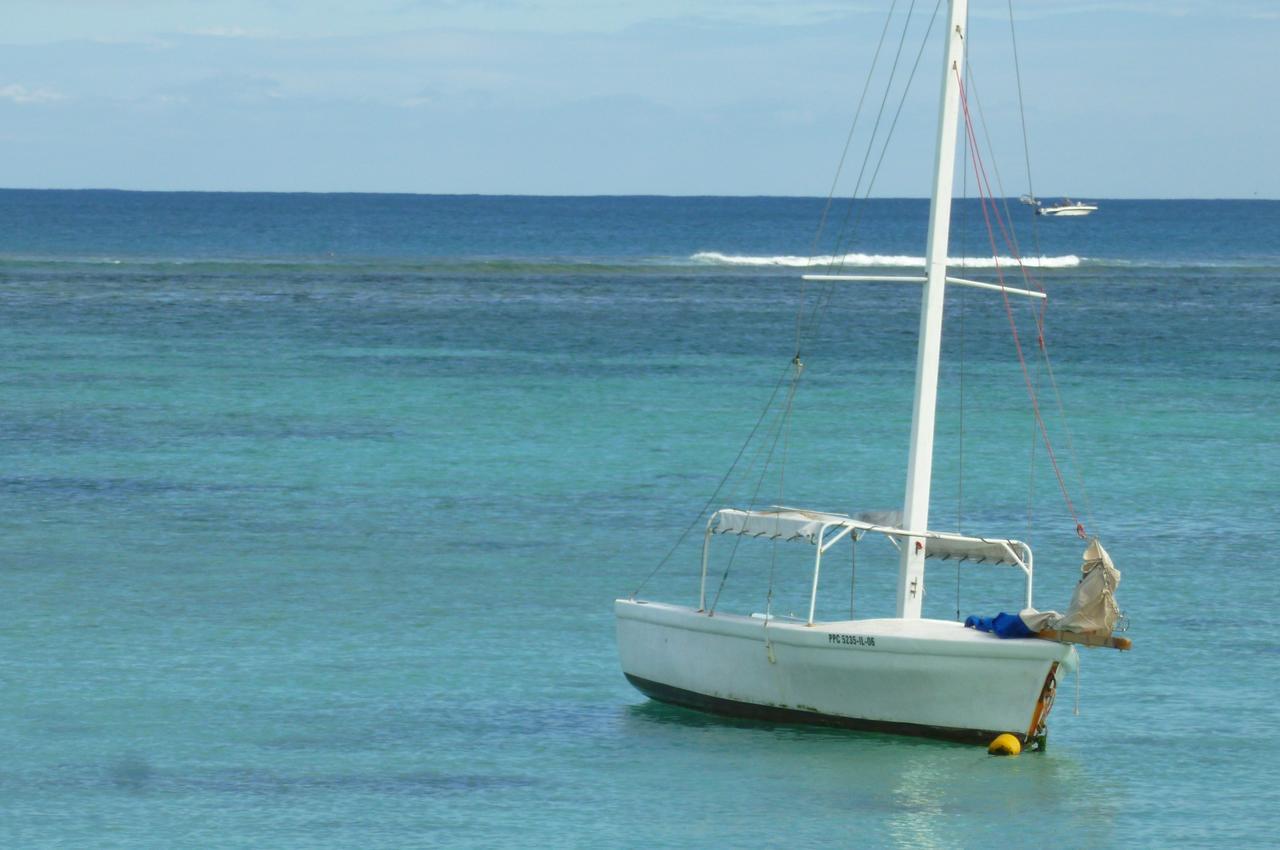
896;0;968;619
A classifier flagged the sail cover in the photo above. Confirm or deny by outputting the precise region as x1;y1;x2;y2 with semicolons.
709;508;1028;566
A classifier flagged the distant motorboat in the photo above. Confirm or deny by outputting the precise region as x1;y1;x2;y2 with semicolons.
1020;195;1098;217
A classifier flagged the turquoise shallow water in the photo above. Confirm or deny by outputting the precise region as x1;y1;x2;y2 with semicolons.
0;191;1277;847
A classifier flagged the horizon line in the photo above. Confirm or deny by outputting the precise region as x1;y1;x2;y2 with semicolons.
1;186;1276;202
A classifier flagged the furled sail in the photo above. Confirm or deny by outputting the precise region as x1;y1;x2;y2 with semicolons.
1056;539;1123;634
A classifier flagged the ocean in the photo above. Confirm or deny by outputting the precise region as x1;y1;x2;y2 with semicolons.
0;189;1276;848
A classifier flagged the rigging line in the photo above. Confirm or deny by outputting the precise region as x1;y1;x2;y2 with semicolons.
964;65;1058;452
1027;361;1039;542
1007;0;1035;202
956;67;1094;535
850;536;857;619
797;0;921;352
956;70;1085;539
1033;338;1097;531
959;93;1082;539
719;357;806;512
801;0;901;355
718;369;805;610
776;359;799;531
965;61;1049;541
953;67;1049;321
1005;0;1046;264
787;2;942;513
966;108;1051;540
828;0;943;274
800;0;943;349
763;8;939;485
709;368;806;614
827;0;920;263
1024;228;1044;542
764;355;803;628
722;380;792;508
957;27;973;538
629;358;795;598
784;5;928;495
956;10;970;623
806;0;900;251
853;0;946;234
965;61;1036;283
642;1;916;595
969;65;1095;532
796;1;902;366
962;127;1085;544
695;7;923;590
965;61;1050;343
963;66;1016;245
711;366;806;613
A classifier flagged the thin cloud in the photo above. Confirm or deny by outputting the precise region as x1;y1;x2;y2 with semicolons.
0;83;66;104
990;0;1280;19
179;27;273;39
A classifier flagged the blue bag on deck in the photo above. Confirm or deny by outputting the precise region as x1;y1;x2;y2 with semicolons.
963;611;1036;639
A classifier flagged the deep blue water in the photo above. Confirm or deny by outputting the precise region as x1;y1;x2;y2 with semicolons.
1;190;1277;847
3;190;1278;267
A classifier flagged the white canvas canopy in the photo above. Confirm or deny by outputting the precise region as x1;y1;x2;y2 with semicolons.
711;508;850;545
709;507;1029;567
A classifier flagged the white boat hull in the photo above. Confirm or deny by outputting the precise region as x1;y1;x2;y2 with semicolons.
1037;204;1097;217
616;599;1077;745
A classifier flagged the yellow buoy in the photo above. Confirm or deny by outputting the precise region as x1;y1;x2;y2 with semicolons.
987;733;1022;756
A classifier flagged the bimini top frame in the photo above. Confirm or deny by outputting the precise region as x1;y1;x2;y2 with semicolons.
698;507;1034;624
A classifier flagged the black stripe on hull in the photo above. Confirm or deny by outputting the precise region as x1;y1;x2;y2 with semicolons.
625;673;1016;747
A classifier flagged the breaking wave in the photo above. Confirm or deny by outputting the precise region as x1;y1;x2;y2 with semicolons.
5;252;1271;278
691;251;1083;269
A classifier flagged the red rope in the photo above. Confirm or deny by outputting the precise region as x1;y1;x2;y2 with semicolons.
954;70;1086;540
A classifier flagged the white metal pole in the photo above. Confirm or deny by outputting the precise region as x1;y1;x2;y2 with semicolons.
896;0;968;619
699;525;712;611
808;537;825;626
1024;546;1034;609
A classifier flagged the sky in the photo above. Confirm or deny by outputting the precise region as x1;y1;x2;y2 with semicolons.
1;1;1275;197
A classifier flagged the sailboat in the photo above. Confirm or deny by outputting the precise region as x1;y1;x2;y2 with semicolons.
615;0;1126;748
